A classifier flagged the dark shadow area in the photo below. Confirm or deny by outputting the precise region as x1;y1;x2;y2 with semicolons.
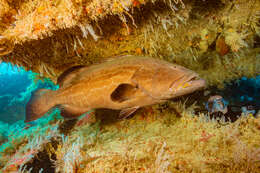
211;76;260;107
187;76;260;122
23;137;60;173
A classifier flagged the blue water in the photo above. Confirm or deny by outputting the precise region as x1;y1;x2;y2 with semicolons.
0;63;58;124
219;76;260;107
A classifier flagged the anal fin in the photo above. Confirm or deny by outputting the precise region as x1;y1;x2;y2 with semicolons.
119;106;139;119
76;110;96;126
59;104;90;119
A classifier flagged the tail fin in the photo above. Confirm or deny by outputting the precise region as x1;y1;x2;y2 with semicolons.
25;89;55;122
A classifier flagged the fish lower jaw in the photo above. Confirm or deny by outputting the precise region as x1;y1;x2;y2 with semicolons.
188;79;206;89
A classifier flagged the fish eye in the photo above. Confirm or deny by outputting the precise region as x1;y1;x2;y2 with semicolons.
189;76;199;81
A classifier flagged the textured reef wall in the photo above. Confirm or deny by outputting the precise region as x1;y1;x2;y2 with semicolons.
0;104;259;172
0;0;259;87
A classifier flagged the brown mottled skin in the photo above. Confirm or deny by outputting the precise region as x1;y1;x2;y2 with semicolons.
25;55;206;122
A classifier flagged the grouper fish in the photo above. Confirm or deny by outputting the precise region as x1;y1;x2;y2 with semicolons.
25;55;206;122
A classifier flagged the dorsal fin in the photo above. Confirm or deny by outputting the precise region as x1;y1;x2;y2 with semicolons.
57;55;131;88
105;54;131;60
57;65;87;88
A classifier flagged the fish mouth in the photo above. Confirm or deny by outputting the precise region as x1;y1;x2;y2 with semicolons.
186;75;206;89
168;74;206;98
170;74;206;90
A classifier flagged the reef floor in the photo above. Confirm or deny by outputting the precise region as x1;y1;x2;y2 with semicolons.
0;100;259;173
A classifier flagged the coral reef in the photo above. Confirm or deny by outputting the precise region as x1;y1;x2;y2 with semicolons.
0;102;259;172
0;0;259;172
0;0;259;86
0;109;62;172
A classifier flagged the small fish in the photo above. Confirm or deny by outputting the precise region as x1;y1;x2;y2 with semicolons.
25;55;206;122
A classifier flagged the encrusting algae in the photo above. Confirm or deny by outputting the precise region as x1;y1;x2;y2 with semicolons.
0;102;259;172
0;0;259;87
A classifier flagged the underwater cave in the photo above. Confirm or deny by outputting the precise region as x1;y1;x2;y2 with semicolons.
0;0;259;172
0;62;258;125
0;61;259;172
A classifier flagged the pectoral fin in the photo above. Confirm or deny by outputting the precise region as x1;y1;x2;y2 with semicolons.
119;106;139;119
110;83;137;103
59;104;90;119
